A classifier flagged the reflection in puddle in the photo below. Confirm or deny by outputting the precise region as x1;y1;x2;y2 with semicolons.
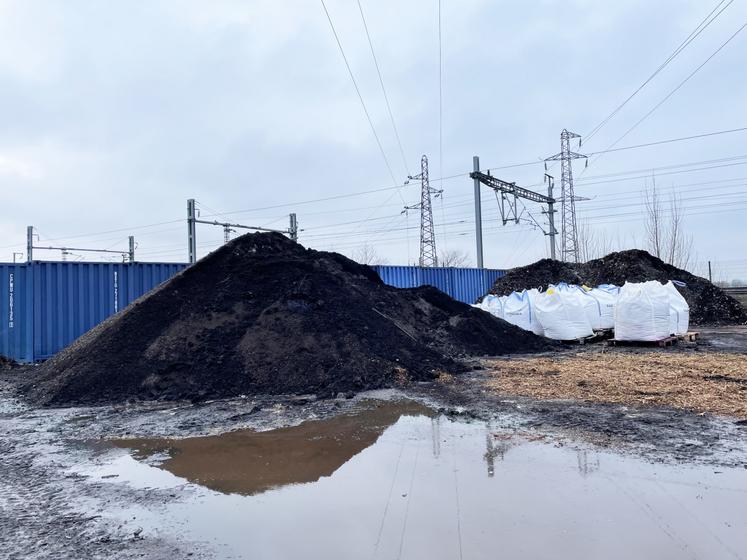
103;400;747;560
112;400;433;496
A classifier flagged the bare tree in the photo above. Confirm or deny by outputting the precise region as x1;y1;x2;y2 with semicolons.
644;177;664;258
643;180;693;269
577;219;616;262
439;249;471;267
665;190;694;270
352;243;389;265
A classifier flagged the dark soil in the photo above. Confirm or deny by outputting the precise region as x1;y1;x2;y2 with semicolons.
24;233;552;406
0;355;18;370
487;249;747;326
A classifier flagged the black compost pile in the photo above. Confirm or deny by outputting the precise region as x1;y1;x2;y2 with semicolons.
0;355;18;370
25;233;551;406
487;249;747;325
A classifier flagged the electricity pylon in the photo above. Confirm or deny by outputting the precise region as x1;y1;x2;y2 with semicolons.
404;155;442;267
545;129;587;263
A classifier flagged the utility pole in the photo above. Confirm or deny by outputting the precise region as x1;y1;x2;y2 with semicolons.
543;174;558;260
128;236;136;263
708;260;713;283
404;155;440;267
27;226;35;263
187;199;197;264
473;156;484;269
545;129;587;263
289;213;298;242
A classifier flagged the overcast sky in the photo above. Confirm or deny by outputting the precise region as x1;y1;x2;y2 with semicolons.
1;1;746;280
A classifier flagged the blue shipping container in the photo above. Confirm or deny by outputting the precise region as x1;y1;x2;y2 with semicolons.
1;261;186;363
0;261;503;363
0;264;33;363
373;265;505;305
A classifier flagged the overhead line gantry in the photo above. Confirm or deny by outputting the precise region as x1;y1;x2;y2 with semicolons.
186;199;299;264
470;156;558;268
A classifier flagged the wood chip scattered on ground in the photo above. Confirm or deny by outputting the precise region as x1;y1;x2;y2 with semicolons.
483;351;747;419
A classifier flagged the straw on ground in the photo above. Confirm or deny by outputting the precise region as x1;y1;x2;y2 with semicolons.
484;351;747;419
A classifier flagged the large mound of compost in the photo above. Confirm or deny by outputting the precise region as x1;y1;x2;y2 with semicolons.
26;233;551;406
488;249;746;325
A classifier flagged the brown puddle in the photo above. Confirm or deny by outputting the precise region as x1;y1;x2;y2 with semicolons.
98;401;747;560
112;400;432;496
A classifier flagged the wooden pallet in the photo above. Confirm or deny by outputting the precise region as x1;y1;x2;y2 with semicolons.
593;328;614;340
606;335;678;348
678;331;700;342
561;330;612;345
561;335;596;345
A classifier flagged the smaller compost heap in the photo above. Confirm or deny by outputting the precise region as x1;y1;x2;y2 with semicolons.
487;250;746;325
25;233;551;406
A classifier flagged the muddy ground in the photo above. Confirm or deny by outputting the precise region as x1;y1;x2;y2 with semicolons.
2;327;747;559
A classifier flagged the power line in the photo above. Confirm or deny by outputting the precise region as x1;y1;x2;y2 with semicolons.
576;154;747;182
438;0;444;193
201;179;416;218
589;20;747;165
7;131;746;257
305;198;747;251
433;175;747;211
582;176;747;202
584;0;733;143
19;151;741;257
582;198;747;224
437;0;448;254
576;161;747;187
584;189;747;213
585;127;747;157
302;188;747;244
480;126;747;174
320;0;398;185
0;219;184;251
351;179;411;245
299;194;747;255
187;127;747;222
356;0;409;176
301;159;747;234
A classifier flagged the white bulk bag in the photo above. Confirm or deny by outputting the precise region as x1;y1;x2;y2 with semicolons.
572;286;606;331
478;294;505;320
534;285;593;340
502;290;542;334
664;281;689;335
526;288;546;336
585;285;619;330
472;297;487;311
614;281;670;341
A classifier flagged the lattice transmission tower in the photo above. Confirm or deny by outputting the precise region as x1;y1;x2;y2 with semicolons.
545;129;587;262
404;155;442;267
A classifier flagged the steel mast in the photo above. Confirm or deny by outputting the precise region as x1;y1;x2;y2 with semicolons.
544;129;587;262
404;155;441;267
